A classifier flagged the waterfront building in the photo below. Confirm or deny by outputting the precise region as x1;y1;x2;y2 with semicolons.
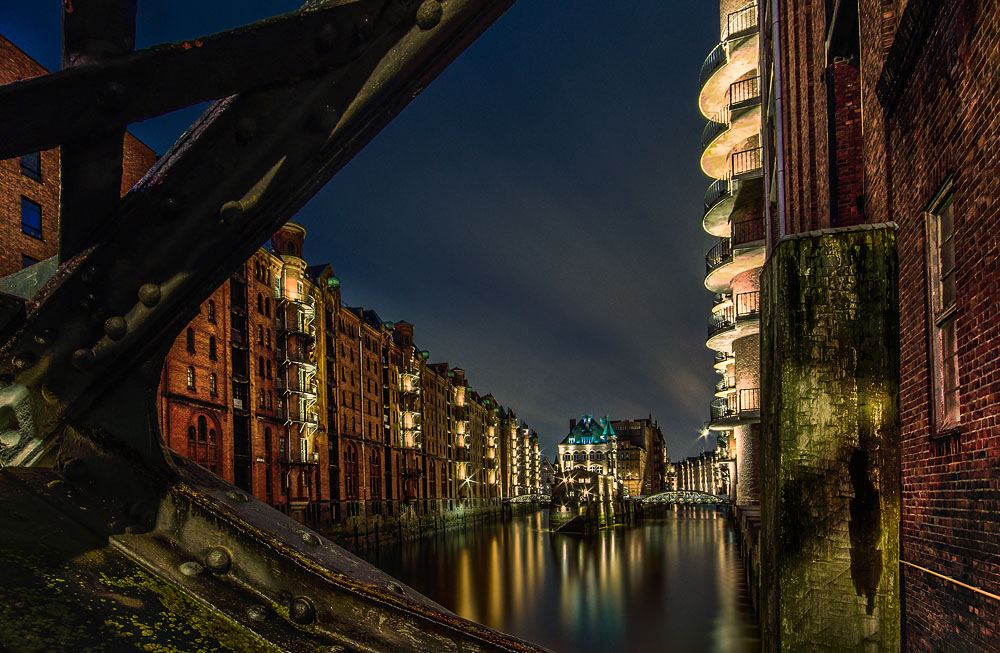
610;417;668;495
698;0;764;508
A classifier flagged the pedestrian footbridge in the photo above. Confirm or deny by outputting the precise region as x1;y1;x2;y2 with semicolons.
641;490;729;505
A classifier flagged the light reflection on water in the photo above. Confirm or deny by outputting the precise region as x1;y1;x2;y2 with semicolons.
363;506;760;652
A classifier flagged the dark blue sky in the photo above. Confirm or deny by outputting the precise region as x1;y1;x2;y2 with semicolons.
2;1;719;461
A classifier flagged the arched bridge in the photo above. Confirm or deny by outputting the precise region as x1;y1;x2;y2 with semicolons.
506;494;548;504
641;490;729;505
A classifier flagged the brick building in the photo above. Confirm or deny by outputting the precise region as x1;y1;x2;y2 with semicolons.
557;415;668;498
0;35;157;276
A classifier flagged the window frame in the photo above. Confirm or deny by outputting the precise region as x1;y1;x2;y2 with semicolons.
19;152;41;182
925;182;961;435
20;196;42;239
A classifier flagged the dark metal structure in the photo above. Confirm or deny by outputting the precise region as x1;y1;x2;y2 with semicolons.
0;1;545;650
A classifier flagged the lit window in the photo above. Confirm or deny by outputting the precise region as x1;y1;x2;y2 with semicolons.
21;197;42;239
926;193;960;432
207;300;215;322
20;152;41;181
209;373;217;396
186;366;195;390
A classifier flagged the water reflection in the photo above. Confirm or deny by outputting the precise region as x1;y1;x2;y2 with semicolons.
363;507;760;652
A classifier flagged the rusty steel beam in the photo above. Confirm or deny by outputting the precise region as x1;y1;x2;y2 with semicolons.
0;0;538;650
0;0;381;160
59;0;136;262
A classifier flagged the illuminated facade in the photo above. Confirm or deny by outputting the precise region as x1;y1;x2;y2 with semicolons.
699;0;763;506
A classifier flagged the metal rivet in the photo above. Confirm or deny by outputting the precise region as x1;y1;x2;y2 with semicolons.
98;81;127;112
235;117;257;145
226;490;249;503
138;283;161;307
104;316;127;341
246;604;268;622
219;201;244;226
62;458;87;483
205;547;231;574
72;348;95;371
316;23;337;52
34;328;57;346
385;581;405;595
290;597;316;625
12;352;35;369
356;14;373;40
179;561;204;577
301;531;320;546
309;105;340;133
416;1;443;30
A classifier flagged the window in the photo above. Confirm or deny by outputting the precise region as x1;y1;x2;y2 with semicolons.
209;336;217;360
926;192;961;432
209;373;217;396
264;298;270;317
266;360;272;379
207;300;215;322
20;152;41;181
187;366;195;390
267;391;273;410
197;416;207;442
20;197;42;239
186;328;195;353
257;356;265;377
257;293;263;313
21;255;38;269
266;329;271;349
257;325;264;344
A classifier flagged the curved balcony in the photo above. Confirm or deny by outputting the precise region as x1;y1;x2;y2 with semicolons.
709;388;761;430
715;377;737;398
278;377;318;400
713;351;734;372
700;78;762;180
706;291;760;352
712;292;732;314
699;2;760;118
278;346;317;373
276;289;316;317
705;221;766;293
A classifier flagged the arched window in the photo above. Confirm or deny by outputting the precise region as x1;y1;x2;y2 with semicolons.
267;391;273;410
188;415;219;473
258;356;265;377
186;328;195;353
258;389;265;408
266;329;271;349
369;450;382;500
257;324;264;344
266;360;272;379
256;293;263;313
187;426;196;441
208;429;216;444
209;336;217;360
207;300;215;322
264;298;270;317
209;373;217;395
186;366;195;390
197;416;207;442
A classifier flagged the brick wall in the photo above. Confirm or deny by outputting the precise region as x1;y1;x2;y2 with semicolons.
830;59;864;226
864;0;1000;647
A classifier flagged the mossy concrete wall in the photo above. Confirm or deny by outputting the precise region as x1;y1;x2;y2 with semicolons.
759;225;900;651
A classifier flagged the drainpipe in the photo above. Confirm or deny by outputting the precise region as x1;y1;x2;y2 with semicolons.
772;0;787;241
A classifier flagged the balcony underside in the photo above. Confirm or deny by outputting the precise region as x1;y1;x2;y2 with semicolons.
698;34;760;118
706;316;760;353
704;193;736;237
709;410;761;430
700;104;761;180
704;243;765;293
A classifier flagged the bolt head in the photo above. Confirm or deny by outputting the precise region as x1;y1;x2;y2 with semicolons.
300;531;320;546
98;81;127;112
12;351;35;369
179;561;205;577
226;490;249;503
138;283;161;308
289;597;316;625
205;547;231;574
219;201;244;226
72;348;96;371
416;1;443;30
246;604;268;622
104;316;128;341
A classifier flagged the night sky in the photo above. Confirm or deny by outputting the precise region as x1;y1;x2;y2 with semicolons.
3;1;719;461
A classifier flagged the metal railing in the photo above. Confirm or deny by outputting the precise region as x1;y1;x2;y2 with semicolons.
728;75;761;107
701;114;729;150
712;292;730;307
710;388;760;421
704;177;732;215
722;2;759;41
699;42;726;87
736;291;760;318
706;238;733;275
731;146;763;178
714;351;731;366
708;309;736;339
715;377;736;394
732;215;765;245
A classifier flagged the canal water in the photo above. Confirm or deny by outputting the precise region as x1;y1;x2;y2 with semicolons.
363;506;760;652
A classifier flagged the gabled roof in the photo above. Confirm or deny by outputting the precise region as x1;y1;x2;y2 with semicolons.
559;414;615;446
